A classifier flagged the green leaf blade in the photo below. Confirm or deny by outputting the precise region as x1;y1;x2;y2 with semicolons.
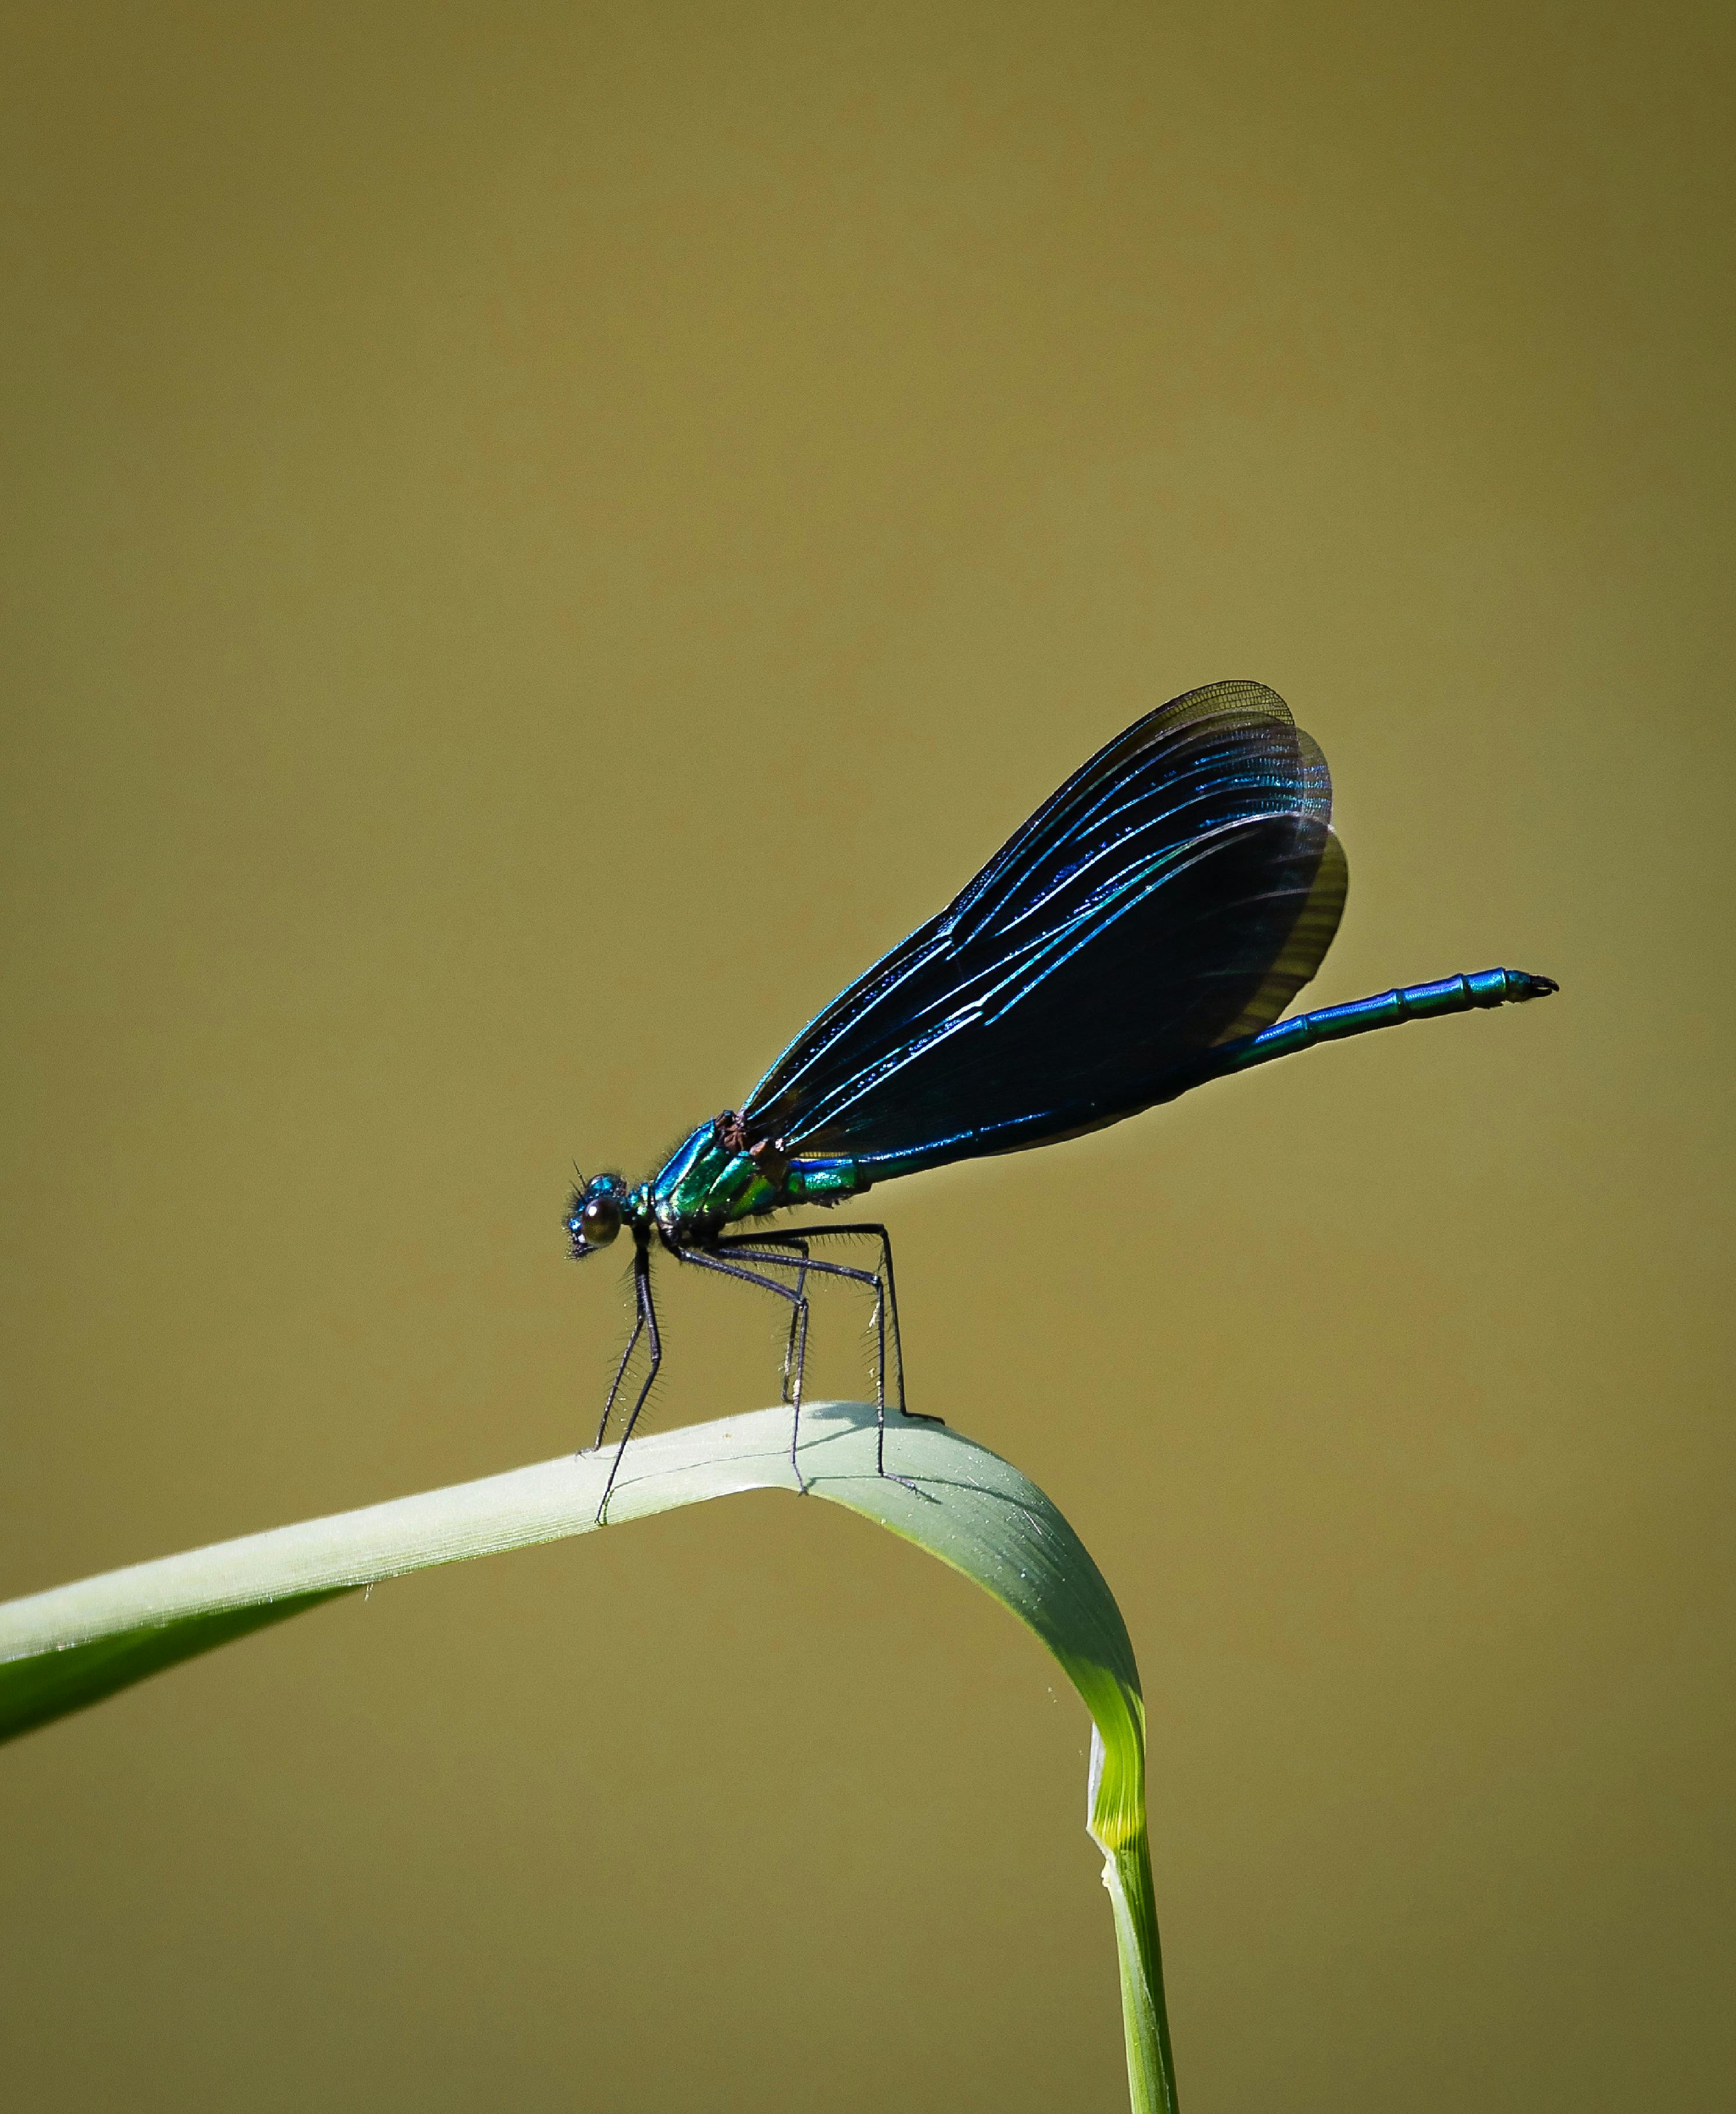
0;1401;1177;2111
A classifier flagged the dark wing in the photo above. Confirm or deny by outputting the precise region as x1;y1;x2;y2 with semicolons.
744;680;1348;1173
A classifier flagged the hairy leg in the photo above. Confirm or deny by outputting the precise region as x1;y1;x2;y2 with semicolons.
722;1223;938;1477
677;1245;813;1491
595;1242;663;1522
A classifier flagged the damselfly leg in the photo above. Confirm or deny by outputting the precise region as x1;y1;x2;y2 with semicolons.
596;1299;645;1449
675;1245;815;1490
720;1237;877;1408
591;1235;906;1518
594;1236;662;1521
719;1224;941;1480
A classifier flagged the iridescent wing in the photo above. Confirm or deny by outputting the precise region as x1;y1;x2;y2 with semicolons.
744;680;1348;1176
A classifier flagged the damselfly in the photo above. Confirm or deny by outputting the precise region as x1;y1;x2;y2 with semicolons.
567;680;1554;1510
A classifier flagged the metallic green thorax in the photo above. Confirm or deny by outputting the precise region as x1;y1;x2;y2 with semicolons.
642;1119;869;1239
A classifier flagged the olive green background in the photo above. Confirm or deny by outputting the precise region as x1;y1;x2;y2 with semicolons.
2;5;1729;2109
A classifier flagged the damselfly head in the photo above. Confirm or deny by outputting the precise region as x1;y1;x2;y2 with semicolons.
566;1172;628;1257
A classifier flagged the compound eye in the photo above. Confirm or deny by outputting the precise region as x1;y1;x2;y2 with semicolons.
580;1195;621;1248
